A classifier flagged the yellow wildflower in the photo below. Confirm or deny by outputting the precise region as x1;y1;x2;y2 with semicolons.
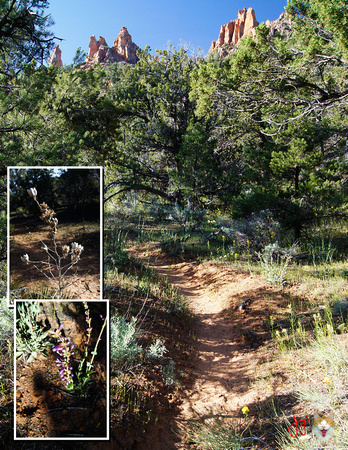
242;406;250;415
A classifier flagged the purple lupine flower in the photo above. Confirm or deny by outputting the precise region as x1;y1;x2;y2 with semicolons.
51;327;74;388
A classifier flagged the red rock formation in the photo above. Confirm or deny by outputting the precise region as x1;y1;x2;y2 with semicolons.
210;8;292;57
210;7;258;53
88;35;108;59
265;12;292;37
85;26;139;67
48;44;63;67
113;26;139;63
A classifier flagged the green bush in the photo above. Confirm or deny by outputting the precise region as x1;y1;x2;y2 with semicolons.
160;229;190;255
16;301;49;362
110;316;141;367
0;298;14;341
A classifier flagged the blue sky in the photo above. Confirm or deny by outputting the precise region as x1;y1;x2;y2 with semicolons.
47;1;288;65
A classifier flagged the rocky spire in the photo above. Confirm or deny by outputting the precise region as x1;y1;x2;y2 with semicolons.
85;26;139;67
48;44;63;67
209;8;292;57
210;7;258;53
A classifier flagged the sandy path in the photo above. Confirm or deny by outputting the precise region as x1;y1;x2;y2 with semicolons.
146;256;267;447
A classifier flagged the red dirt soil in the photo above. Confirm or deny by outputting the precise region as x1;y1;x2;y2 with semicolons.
115;246;295;449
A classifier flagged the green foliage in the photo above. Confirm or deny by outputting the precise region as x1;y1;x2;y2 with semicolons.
72;305;107;396
309;238;335;266
160;360;176;386
166;204;206;231
41;66;121;165
110;314;172;381
333;299;348;319
183;413;267;450
110;316;141;367
0;210;6;259
0;0;347;242
160;228;190;255
105;228;130;267
72;47;87;68
259;243;297;287
0;0;54;73
104;47;198;205
0;298;14;341
287;0;348;56
0;2;56;167
16;301;49;362
190;8;348;238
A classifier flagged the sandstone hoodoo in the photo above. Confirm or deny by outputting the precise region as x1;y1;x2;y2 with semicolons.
48;44;63;67
210;7;258;54
210;7;292;57
85;26;140;67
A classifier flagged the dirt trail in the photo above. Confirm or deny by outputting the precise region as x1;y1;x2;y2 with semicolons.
142;252;273;448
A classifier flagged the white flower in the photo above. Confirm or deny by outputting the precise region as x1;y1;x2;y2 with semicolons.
71;242;83;262
62;245;70;257
21;254;30;264
27;187;37;199
71;242;83;254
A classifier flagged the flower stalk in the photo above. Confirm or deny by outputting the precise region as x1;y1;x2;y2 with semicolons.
51;325;75;388
50;303;107;396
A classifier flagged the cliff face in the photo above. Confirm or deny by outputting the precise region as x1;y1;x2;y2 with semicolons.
265;12;292;38
210;8;292;56
210;7;258;54
85;26;139;67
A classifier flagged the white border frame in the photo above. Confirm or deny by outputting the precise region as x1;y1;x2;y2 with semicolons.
14;298;110;441
7;166;104;305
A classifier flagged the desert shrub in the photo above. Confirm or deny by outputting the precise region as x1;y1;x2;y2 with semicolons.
0;298;14;341
259;242;298;286
333;299;348;319
160;229;190;255
208;209;281;253
167;204;206;231
110;316;141;367
110;314;176;384
235;210;281;249
109;192;147;220
148;198;171;223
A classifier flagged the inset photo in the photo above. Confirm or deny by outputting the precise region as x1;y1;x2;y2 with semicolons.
8;167;103;301
15;299;109;440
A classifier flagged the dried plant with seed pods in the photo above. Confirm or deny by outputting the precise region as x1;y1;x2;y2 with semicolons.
19;188;89;299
